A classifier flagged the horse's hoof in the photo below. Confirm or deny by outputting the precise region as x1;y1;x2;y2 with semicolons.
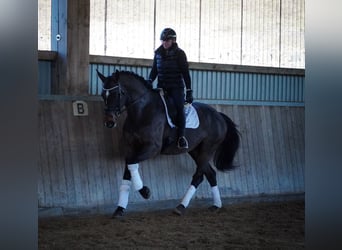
139;186;151;199
111;206;125;218
173;204;185;216
208;205;220;212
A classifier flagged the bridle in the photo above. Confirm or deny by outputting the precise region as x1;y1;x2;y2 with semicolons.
101;75;150;128
103;85;119;99
102;82;149;126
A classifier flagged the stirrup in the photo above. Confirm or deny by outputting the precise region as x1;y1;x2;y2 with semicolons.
177;136;189;149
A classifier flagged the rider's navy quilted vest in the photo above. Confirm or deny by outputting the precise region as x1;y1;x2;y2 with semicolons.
155;46;184;89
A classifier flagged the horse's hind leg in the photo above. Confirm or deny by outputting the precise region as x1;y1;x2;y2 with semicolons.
173;161;222;215
204;164;222;211
173;168;204;215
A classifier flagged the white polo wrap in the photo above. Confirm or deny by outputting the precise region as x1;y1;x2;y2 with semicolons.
127;163;143;191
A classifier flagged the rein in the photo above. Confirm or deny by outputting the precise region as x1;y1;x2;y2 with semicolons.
125;89;149;109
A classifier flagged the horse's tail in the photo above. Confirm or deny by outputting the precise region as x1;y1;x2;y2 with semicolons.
213;113;241;172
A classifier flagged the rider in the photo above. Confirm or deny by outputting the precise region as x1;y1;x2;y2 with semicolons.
148;28;193;149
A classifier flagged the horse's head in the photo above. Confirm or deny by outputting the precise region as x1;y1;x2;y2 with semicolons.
97;69;153;128
96;69;125;128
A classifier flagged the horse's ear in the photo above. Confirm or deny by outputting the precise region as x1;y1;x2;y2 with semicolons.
96;69;106;83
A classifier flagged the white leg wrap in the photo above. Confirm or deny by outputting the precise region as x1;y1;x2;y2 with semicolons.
211;185;222;208
127;163;143;191
180;185;196;208
117;180;131;209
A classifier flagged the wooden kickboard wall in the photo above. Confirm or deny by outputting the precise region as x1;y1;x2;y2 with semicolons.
38;100;304;209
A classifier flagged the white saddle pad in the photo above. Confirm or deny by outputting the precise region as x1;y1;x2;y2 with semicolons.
159;91;199;129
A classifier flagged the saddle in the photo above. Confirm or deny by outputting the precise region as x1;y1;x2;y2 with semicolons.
158;89;199;129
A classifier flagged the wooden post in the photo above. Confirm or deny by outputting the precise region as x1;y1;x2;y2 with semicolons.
51;0;90;95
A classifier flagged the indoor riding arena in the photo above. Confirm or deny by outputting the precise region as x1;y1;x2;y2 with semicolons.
38;0;305;248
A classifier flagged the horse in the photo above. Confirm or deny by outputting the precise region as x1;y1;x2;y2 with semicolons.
96;69;241;217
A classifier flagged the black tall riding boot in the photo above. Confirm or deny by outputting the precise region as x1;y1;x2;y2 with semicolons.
177;127;188;149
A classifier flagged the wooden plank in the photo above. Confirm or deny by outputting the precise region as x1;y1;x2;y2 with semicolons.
42;102;56;207
49;101;71;206
160;155;175;200
297;108;305;187
280;107;296;192
93;102;114;205
88;55;305;76
291;107;305;191
68;104;92;206
234;105;251;195
37;129;45;207
285;107;302;192
250;106;268;193
291;107;304;192
226;105;243;196
38;103;52;206
232;105;249;196
285;107;300;192
165;155;183;200
274;106;292;192
51;0;90;95
83;101;105;206
167;155;185;201
269;106;283;193
156;157;168;201
49;101;69;206
256;106;272;193
289;107;302;191
244;106;260;195
260;106;279;193
59;102;76;206
66;0;90;95
38;50;57;61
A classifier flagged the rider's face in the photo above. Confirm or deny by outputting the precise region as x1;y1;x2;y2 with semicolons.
162;39;173;49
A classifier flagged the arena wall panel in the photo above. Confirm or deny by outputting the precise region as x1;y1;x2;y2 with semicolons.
38;99;304;209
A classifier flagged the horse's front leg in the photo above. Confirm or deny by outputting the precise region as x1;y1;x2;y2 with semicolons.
112;164;151;218
112;166;131;218
127;163;151;199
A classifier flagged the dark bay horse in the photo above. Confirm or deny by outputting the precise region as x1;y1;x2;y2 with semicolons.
97;70;240;217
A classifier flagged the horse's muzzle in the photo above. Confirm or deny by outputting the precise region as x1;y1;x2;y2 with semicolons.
104;120;116;128
103;113;117;128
